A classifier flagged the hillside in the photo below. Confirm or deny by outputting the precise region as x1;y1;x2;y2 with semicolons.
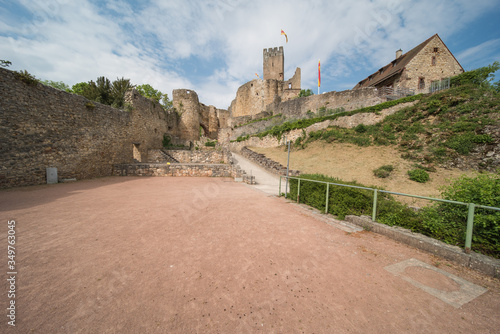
251;142;478;206
250;83;500;203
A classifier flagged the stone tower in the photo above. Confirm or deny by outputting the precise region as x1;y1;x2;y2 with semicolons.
263;46;284;81
172;89;201;141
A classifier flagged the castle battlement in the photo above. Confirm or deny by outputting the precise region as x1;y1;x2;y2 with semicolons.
263;46;284;57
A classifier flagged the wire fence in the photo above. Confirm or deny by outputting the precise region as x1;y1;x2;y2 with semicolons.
279;175;500;253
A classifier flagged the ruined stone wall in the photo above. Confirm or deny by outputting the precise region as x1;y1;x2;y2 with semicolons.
217;109;230;129
113;162;234;177
228;100;418;150
172;89;201;141
164;149;229;164
171;89;228;143
229;80;265;118
285;68;301;90
268;87;383;118
401;36;464;93
125;89;169;161
0;68;167;188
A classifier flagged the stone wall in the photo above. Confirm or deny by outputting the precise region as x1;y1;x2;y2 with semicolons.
228;79;281;118
172;89;201;141
0;68;167;188
240;147;300;176
228;115;284;142
148;148;230;164
224;87;385;142
228;101;419;151
267;87;383;119
113;163;234;177
171;88;228;144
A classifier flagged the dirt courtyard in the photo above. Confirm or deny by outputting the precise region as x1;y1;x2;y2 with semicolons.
1;177;499;333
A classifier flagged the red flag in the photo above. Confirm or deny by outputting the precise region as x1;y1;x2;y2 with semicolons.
318;59;321;87
281;29;288;43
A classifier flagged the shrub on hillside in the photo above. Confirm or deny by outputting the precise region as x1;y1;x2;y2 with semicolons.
420;174;500;257
408;169;429;183
450;61;499;88
373;165;394;178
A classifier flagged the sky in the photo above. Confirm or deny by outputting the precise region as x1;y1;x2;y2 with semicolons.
1;0;499;109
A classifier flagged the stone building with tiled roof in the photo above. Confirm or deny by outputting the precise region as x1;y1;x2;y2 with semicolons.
353;34;464;95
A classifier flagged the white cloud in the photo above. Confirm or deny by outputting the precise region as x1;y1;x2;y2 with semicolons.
1;0;499;108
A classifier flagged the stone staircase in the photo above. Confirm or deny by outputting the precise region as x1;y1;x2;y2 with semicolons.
240;146;300;176
147;149;180;163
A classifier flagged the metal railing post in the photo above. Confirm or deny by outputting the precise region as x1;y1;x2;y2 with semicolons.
465;203;475;253
372;189;378;222
325;183;330;214
297;179;301;203
279;176;281;197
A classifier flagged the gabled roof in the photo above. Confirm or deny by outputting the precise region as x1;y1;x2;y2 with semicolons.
354;34;461;89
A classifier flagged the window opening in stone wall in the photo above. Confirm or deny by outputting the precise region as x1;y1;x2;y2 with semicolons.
288;83;292;89
433;47;438;52
432;56;436;66
133;143;141;162
419;77;425;90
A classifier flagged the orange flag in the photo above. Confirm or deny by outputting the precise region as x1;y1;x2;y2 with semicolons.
281;29;288;43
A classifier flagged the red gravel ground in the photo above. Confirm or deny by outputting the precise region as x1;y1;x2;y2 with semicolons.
1;176;499;333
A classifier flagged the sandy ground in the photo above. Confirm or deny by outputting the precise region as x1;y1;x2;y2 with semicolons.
251;142;479;206
1;177;499;333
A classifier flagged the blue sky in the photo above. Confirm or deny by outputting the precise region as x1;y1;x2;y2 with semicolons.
1;0;499;109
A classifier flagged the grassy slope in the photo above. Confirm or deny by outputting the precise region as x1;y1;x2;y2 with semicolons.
298;84;500;169
252;85;500;201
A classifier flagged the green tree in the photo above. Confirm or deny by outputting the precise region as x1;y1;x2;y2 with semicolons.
41;80;72;92
136;84;163;102
136;83;172;110
298;89;314;97
72;82;90;96
111;77;134;108
450;61;500;88
1;60;12;67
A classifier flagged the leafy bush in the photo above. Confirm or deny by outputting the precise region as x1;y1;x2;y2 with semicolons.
287;173;500;258
354;124;367;133
450;61;499;88
373;165;394;178
162;134;171;148
408;169;429;183
298;89;314;97
205;140;216;147
288;174;376;219
288;174;420;228
14;70;39;85
420;174;500;257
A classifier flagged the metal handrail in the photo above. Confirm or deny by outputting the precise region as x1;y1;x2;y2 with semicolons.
279;175;500;253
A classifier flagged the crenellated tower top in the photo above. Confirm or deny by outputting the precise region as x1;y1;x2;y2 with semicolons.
263;46;284;81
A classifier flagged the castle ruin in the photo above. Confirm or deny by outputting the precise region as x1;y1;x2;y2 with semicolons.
228;46;301;119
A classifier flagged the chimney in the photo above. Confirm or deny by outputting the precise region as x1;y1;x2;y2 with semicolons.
396;49;403;59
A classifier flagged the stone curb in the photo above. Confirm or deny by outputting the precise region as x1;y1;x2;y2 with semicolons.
345;215;500;279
